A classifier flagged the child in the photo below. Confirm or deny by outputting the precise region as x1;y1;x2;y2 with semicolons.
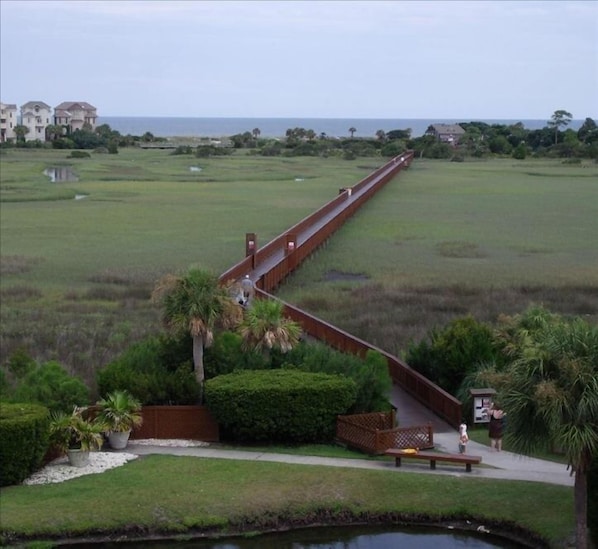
458;420;469;454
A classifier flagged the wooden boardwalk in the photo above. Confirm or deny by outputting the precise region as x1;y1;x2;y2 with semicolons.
221;154;411;290
220;152;463;429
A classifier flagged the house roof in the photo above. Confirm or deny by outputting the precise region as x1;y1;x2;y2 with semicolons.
430;124;465;135
20;101;52;110
1;102;18;110
54;101;96;111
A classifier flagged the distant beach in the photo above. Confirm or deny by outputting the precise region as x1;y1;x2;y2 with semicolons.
98;116;584;139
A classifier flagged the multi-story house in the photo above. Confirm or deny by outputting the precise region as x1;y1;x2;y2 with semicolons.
20;101;52;142
54;101;97;133
425;123;465;146
0;102;18;142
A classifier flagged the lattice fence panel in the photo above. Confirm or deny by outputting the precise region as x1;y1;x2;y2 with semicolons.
336;413;430;455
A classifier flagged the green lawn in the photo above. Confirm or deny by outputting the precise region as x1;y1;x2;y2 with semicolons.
0;454;573;547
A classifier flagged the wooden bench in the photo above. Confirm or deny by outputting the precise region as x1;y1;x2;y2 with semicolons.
385;449;482;472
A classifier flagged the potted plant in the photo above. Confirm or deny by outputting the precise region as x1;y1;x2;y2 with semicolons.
49;406;105;467
96;390;143;450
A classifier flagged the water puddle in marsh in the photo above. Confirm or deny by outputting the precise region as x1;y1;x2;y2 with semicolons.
44;166;79;182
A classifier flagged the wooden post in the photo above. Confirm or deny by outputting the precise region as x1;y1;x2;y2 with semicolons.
246;232;257;268
285;234;297;272
245;233;256;256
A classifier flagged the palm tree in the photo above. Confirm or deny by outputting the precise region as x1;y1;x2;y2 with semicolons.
239;298;301;358
348;127;357;139
252;128;261;139
45;124;64;141
375;129;386;142
491;308;598;549
13;125;29;144
152;269;242;389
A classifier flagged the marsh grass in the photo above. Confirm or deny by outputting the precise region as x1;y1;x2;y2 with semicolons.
0;148;383;389
0;254;44;275
1;152;596;390
0;455;573;546
277;158;598;353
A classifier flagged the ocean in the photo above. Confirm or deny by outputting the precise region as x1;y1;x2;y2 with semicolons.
98;116;583;140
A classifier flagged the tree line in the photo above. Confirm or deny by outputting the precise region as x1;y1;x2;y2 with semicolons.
4;110;596;161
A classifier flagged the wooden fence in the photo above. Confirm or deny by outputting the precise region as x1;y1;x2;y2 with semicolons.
336;412;434;455
130;406;220;441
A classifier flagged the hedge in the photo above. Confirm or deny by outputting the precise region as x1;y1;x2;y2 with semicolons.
0;403;50;486
205;369;356;443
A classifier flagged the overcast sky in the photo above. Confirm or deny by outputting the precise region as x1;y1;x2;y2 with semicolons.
1;0;596;119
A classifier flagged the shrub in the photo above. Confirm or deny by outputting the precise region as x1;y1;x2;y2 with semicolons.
405;316;501;396
68;150;91;158
171;146;193;155
97;335;201;405
426;143;452;159
512;143;527;159
205;369;356;443
7;360;89;413
278;343;392;413
0;403;50;486
204;331;268;378
380;141;406;158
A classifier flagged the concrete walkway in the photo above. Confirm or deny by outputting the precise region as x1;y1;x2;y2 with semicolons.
127;431;573;488
125;370;573;488
389;382;573;486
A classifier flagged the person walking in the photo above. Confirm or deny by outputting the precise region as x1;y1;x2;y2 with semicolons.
487;403;506;451
240;275;255;306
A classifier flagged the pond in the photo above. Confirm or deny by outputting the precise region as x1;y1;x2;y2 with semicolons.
44;166;79;182
64;524;528;548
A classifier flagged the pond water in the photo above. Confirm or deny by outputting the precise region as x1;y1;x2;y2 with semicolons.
65;525;527;548
44;166;79;182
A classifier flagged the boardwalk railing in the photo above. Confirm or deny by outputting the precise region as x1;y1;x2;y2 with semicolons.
219;152;463;429
274;293;462;429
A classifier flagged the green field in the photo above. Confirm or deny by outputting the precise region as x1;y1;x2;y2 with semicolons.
1;148;597;383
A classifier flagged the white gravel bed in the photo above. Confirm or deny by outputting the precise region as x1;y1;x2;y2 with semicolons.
23;452;139;485
23;439;210;485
